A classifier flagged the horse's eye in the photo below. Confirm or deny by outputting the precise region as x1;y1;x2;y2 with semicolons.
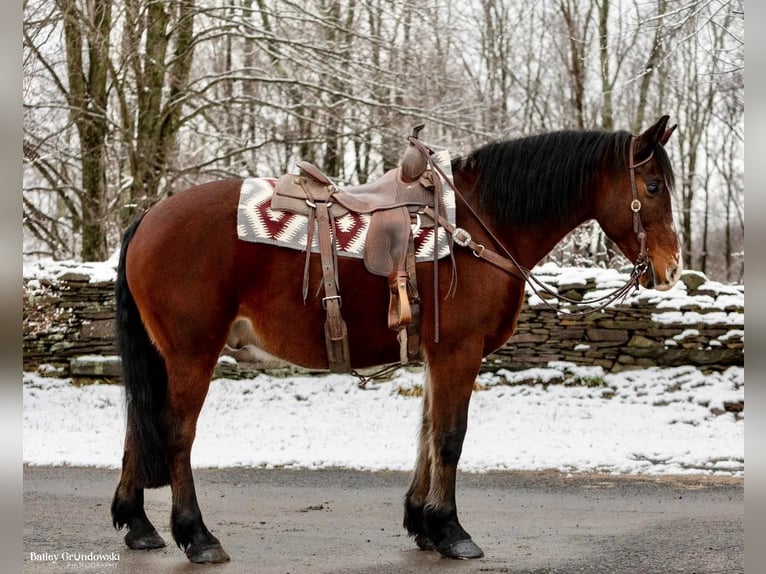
646;182;661;196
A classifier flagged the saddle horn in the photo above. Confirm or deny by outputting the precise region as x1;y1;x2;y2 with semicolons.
400;124;428;183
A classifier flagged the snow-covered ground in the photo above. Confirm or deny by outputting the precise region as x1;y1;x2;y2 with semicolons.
23;362;743;477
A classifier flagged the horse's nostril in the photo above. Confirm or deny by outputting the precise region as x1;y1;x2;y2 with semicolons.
660;263;683;288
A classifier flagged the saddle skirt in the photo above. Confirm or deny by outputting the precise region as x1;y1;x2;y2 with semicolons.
236;149;456;261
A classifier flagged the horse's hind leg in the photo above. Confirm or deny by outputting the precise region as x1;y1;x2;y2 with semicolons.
164;359;230;563
111;447;166;549
111;236;168;551
419;352;484;559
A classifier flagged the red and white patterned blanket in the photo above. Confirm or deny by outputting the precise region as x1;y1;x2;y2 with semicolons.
236;151;456;261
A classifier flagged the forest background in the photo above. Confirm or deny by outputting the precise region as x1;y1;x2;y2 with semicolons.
22;0;744;282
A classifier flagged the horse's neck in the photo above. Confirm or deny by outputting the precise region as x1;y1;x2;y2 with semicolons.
508;218;588;269
453;169;589;270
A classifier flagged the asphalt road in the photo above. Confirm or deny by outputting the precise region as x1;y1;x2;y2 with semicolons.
23;466;742;574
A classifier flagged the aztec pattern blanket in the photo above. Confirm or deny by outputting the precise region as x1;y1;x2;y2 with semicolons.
236;149;456;261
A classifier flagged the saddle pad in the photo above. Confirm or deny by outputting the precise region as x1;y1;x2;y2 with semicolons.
236;149;456;261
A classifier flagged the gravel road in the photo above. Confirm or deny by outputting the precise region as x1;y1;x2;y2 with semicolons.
23;466;742;573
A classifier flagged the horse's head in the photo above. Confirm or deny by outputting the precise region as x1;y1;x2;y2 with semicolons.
596;115;682;291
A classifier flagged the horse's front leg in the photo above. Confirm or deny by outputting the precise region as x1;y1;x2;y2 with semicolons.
418;353;484;559
403;377;435;550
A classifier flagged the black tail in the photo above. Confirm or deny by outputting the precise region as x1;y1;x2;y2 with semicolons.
115;215;170;488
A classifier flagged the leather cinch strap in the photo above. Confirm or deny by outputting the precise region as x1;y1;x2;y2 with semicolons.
314;200;351;373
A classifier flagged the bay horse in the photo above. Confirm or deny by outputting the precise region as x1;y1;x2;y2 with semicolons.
111;116;681;563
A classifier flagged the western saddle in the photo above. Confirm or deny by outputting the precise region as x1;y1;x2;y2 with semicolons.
271;125;448;374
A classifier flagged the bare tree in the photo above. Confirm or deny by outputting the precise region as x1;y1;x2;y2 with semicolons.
23;0;112;260
631;0;669;132
116;0;197;225
664;2;730;271
24;0;200;257
555;0;595;128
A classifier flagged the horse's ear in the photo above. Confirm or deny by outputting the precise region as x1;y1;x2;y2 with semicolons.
634;115;671;159
660;123;677;146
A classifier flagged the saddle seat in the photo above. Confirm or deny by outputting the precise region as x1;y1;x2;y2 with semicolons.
296;161;435;215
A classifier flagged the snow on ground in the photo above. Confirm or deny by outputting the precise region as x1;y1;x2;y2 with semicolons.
23;363;744;477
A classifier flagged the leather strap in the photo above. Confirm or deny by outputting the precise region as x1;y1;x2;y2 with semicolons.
404;232;422;361
407;136;444;342
628;136;651;265
390;270;411;365
314;201;351;373
421;206;526;280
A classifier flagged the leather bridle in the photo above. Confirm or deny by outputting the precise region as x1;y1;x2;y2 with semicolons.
627;136;654;287
411;135;655;316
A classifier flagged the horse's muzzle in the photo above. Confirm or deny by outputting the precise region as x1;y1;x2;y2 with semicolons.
643;257;682;291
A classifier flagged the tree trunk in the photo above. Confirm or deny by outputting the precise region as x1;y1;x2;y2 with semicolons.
597;0;613;130
634;0;667;132
124;0;195;220
60;0;112;260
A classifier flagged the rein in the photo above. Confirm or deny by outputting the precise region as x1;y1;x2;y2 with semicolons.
410;135;653;316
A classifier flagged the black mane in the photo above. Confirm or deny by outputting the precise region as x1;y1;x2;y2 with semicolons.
452;129;671;227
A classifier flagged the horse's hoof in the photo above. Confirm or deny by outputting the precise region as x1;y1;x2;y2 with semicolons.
415;533;435;551
437;538;484;559
125;528;166;550
186;542;231;564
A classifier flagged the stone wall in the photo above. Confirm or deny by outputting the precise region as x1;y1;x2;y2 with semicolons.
24;267;119;379
22;261;744;382
485;271;744;372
